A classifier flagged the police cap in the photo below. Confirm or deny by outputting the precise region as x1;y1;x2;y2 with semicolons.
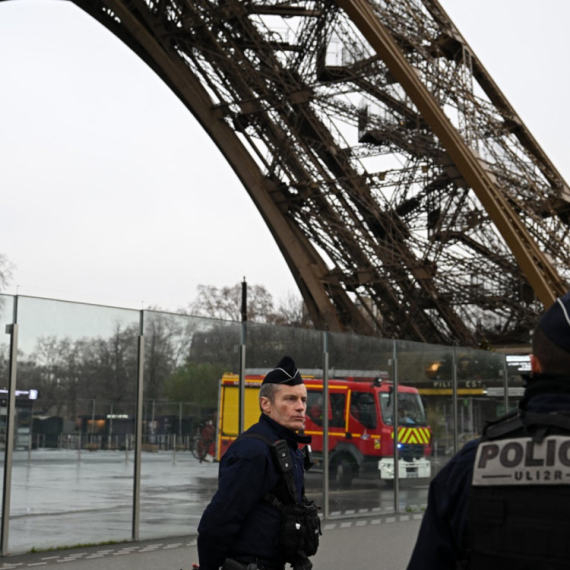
262;356;304;386
539;290;570;354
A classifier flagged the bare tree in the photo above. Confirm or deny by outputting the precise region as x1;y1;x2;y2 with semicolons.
186;283;275;322
0;254;13;291
272;292;313;328
186;283;314;328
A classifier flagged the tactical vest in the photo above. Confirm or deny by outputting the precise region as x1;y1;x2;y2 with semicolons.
237;433;321;568
467;409;570;570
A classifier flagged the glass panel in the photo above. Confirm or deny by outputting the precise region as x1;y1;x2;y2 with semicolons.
456;346;510;434
11;296;140;553
326;332;395;516
0;295;15;533
395;339;454;513
0;289;517;548
140;312;240;541
504;352;528;413
244;323;324;511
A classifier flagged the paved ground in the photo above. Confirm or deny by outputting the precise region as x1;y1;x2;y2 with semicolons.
0;448;430;555
0;512;423;570
3;448;219;553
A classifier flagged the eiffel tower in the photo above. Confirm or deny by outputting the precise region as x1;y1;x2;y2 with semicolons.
40;0;570;345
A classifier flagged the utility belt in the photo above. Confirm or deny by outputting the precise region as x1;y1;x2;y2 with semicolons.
221;559;285;570
222;558;312;570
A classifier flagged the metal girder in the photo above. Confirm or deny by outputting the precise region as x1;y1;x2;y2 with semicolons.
71;0;362;333
57;0;570;345
335;0;566;308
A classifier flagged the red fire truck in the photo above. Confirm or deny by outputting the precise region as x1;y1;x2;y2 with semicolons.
216;372;432;486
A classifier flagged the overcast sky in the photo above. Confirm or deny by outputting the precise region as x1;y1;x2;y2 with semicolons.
1;0;569;313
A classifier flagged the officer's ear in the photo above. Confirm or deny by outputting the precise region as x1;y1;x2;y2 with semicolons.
530;353;543;373
260;396;272;415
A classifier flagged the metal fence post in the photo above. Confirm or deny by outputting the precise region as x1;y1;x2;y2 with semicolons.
322;329;330;520
503;354;509;413
239;280;247;434
132;311;144;541
1;297;19;557
452;346;459;455
239;339;246;434
392;340;400;514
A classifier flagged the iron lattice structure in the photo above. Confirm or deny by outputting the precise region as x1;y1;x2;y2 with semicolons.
41;0;570;344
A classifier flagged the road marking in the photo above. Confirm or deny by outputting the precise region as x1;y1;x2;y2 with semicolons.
386;517;396;523
371;519;382;525
340;522;352;528
26;564;47;567
356;521;367;526
164;544;182;549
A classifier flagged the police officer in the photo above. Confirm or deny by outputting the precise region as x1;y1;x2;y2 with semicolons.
197;356;319;570
407;290;570;569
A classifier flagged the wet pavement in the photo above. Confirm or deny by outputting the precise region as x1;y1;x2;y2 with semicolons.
0;513;423;570
0;449;431;556
3;448;219;554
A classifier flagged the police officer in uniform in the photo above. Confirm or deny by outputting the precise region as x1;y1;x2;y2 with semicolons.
197;356;319;570
407;290;570;569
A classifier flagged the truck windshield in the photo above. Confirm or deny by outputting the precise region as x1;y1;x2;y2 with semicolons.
380;392;427;427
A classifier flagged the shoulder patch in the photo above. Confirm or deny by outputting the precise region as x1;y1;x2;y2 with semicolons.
473;435;570;486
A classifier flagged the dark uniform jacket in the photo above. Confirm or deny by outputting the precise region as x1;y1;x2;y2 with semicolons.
407;373;570;570
198;414;308;570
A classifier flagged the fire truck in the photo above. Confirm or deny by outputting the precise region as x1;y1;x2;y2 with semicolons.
216;372;432;487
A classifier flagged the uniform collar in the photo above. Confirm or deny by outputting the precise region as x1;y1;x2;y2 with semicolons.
519;372;570;410
260;413;312;446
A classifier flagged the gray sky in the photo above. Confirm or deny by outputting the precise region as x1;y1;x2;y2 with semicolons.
1;0;569;313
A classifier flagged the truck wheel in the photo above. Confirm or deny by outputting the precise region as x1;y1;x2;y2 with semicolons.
331;456;354;488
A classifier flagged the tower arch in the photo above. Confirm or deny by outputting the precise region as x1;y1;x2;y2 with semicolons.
20;0;570;344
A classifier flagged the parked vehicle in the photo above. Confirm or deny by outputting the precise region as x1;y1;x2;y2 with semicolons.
217;373;432;486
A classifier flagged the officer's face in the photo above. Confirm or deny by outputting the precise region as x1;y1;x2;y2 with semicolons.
261;384;307;431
